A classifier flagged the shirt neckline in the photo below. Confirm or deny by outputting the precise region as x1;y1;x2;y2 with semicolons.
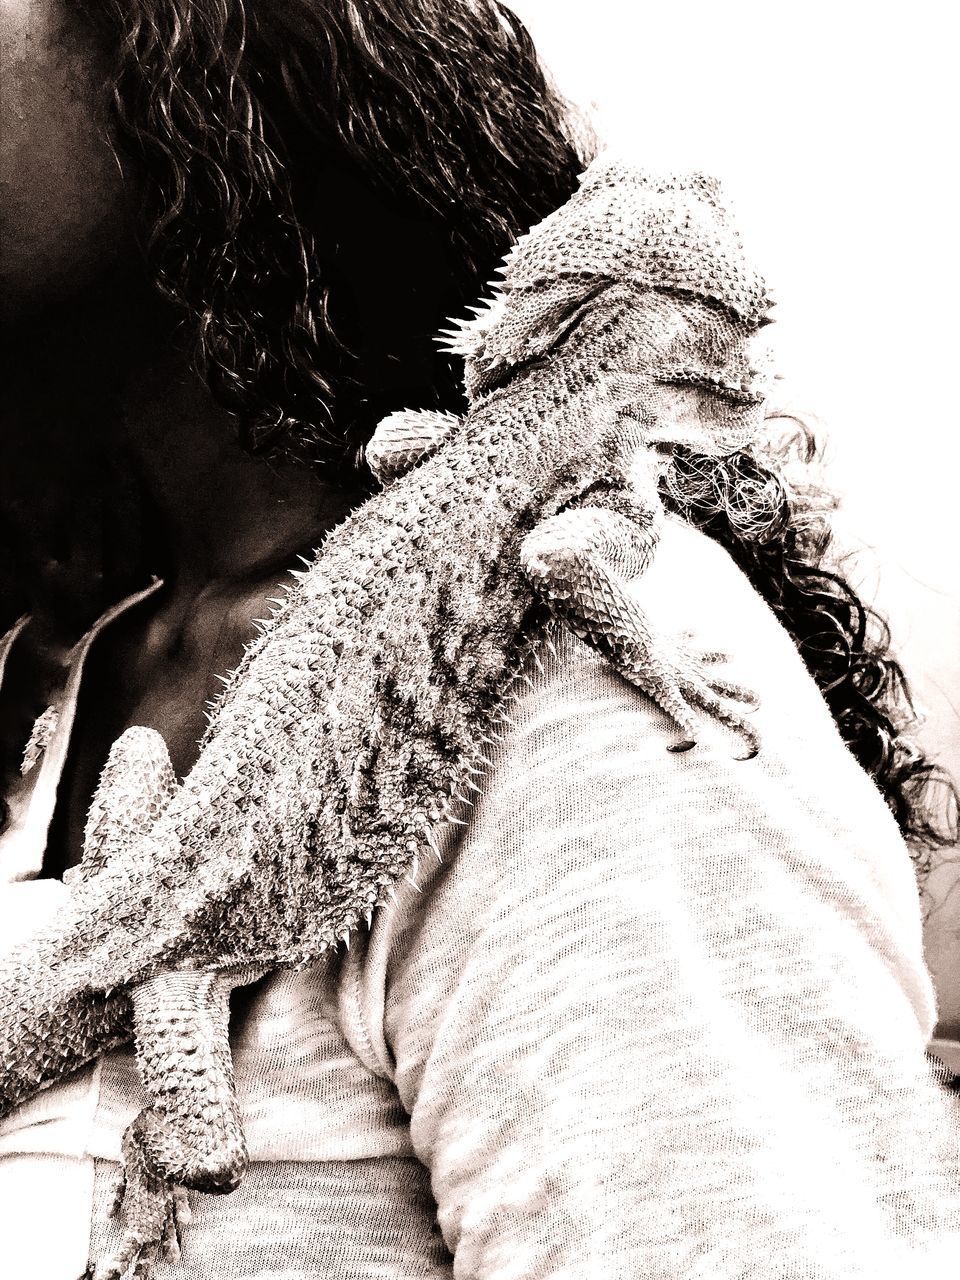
0;579;166;883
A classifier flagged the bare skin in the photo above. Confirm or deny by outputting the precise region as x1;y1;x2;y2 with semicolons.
42;354;359;873
0;0;360;874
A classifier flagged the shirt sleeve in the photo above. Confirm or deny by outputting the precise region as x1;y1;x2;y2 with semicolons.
371;544;960;1279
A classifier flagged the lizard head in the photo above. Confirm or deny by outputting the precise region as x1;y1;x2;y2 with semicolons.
438;154;776;404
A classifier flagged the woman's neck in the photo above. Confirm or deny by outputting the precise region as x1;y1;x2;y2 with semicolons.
116;340;360;595
3;274;362;613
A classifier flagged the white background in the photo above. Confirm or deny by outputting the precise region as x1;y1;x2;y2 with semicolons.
510;0;959;1025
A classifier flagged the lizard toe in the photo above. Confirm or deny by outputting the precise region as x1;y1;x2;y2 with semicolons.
706;674;760;710
681;675;762;760
94;1113;193;1280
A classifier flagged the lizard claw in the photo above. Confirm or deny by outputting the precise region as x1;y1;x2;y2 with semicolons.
663;636;762;754
94;1114;192;1280
646;640;761;760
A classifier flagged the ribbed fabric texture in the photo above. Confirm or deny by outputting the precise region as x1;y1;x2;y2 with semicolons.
2;518;959;1278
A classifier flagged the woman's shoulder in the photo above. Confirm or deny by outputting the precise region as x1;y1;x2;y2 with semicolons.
336;517;937;1100
370;514;912;932
351;516;924;1016
520;514;845;763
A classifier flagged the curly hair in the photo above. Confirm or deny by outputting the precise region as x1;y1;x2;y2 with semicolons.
662;421;958;867
76;0;589;469
52;1;957;863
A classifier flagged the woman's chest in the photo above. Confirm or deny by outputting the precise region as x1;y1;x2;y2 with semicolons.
1;577;292;879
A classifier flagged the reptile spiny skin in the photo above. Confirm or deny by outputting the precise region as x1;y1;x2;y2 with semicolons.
0;158;772;1278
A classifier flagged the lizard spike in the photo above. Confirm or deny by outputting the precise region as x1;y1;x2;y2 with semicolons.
445;814;468;826
473;753;494;769
364;909;374;929
213;674;231;687
340;930;351;950
422;826;443;862
405;875;422;892
530;648;547;675
296;554;312;567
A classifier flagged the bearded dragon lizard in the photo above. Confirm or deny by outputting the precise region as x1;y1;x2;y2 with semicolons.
0;157;772;1279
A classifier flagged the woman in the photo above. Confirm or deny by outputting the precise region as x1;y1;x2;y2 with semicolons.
0;2;957;1278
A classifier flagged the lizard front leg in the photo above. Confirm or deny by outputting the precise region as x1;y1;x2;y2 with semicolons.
67;726;179;888
520;501;760;758
364;408;461;484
